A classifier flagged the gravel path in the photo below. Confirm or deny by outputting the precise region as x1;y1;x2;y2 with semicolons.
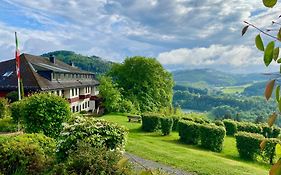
125;153;195;175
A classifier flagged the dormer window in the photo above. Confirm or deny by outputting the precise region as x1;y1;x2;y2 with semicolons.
2;71;13;77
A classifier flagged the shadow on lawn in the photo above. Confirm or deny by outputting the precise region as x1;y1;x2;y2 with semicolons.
129;127;142;133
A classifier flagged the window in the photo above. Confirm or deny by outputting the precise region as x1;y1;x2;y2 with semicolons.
3;71;13;77
76;106;79;112
88;101;90;107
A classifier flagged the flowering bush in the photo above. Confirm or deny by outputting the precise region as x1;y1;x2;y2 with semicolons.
57;116;127;160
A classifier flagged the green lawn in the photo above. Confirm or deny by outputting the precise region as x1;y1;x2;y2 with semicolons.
101;114;270;175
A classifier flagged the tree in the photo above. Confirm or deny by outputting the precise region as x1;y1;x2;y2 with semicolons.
109;56;174;112
99;76;123;113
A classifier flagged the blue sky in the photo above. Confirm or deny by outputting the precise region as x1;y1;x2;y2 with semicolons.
0;0;280;73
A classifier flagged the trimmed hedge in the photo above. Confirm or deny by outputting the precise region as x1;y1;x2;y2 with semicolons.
141;114;161;132
0;133;56;175
235;132;264;160
260;124;281;138
182;116;210;124
160;117;173;135
214;120;224;127
200;124;226;152
223;119;237;136
262;138;281;164
178;120;201;145
237;122;262;134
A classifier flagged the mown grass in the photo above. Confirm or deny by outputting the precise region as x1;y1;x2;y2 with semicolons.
101;114;270;175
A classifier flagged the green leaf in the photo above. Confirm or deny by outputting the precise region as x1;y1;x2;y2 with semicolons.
242;25;249;36
264;41;275;66
276;144;281;159
263;0;277;8
278;28;281;41
279;101;281;113
274;48;280;61
255;34;264;51
278;59;281;64
277;85;280;102
265;79;275;100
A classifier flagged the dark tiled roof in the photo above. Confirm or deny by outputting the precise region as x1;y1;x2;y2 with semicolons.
0;53;99;91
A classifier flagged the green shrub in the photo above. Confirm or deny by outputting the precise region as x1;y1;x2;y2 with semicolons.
0;98;9;119
10;100;25;124
53;142;132;175
160;117;173;135
260;124;280;138
0;117;17;132
261;124;272;138
0;133;56;175
141;114;162;132
21;93;71;138
214;120;225;127
271;127;281;138
57;116;127;161
6;91;19;103
235;132;264;160
182;116;210;124
178;120;201;145
118;99;139;114
237;122;262;134
223;119;237;136
200;124;226;152
261;138;281;164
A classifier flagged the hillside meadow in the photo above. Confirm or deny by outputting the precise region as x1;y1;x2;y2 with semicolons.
101;114;270;175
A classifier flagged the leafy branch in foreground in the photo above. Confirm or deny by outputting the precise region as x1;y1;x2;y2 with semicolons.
242;0;281;174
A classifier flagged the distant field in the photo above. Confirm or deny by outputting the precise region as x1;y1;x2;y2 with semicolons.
102;114;269;175
220;84;252;94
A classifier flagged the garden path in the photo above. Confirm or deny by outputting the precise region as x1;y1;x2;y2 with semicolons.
125;152;195;175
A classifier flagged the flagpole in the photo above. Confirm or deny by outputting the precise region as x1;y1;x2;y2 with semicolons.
15;32;21;101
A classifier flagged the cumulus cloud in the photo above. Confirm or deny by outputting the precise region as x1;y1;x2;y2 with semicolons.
0;0;280;72
157;44;279;73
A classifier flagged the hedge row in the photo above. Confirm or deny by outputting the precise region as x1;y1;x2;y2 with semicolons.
235;131;280;163
178;120;226;152
141;114;174;136
222;119;281;138
178;120;201;145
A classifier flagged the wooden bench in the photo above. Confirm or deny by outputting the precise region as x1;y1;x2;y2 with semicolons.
127;115;141;123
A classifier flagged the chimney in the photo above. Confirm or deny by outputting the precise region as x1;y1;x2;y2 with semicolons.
49;55;56;64
69;61;75;67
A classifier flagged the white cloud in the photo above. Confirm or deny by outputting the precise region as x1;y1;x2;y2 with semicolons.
157;45;263;70
0;0;280;73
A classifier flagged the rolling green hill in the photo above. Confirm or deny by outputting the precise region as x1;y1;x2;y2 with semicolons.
42;50;113;74
173;69;266;87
